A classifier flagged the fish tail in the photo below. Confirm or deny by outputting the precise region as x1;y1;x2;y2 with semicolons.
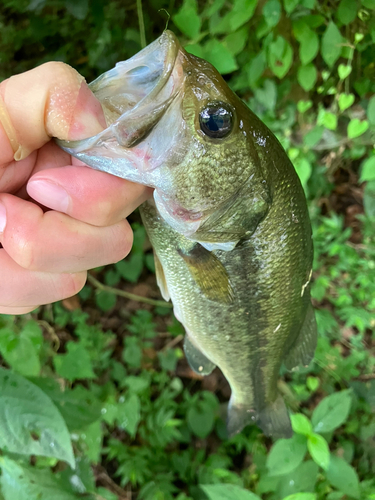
227;394;292;439
227;396;257;438
257;394;292;439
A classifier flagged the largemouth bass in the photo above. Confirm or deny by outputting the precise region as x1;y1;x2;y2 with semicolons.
57;31;317;438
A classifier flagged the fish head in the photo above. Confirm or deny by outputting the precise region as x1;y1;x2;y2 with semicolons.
57;31;270;250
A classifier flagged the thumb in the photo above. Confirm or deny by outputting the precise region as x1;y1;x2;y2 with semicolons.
0;62;105;162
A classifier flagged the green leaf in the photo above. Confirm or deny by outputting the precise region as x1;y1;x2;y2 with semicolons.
291;414;313;436
54;342;96;382
267;434;308;476
203;38;238;74
282;494;316;500
200;484;261;500
228;0;257;31
338;64;352;79
223;27;248;56
321;22;342;67
299;28;319;65
326;455;360;499
268;36;293;78
117;394;141;437
361;0;375;8
65;0;89;20
347;118;369;138
247;52;266;86
338;93;355;111
187;403;215;438
360;156;375;182
307;433;330;470
263;0;282;27
0;322;42;377
312;390;352;433
337;0;358;24
318;109;338;131
116;253;144;283
173;0;201;39
95;290;116;312
297;100;313;113
364;180;375;217
0;368;74;467
298;64;317;91
79;420;102;463
278;461;319;498
29;378;102;431
367;95;375;124
0;457;82;500
283;0;300;14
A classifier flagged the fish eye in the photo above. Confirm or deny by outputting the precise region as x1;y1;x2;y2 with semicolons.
199;102;234;139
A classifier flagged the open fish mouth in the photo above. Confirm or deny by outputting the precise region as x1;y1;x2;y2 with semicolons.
56;31;183;183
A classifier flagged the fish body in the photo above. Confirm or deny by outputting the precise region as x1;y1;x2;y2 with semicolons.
57;31;317;438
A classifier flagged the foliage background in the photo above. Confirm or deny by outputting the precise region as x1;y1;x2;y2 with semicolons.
0;0;375;499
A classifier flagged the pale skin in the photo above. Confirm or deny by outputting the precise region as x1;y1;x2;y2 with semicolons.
0;62;152;315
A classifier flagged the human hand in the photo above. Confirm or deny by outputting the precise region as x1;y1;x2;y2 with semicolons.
0;62;151;315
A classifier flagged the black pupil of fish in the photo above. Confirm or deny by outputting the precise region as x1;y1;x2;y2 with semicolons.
199;103;233;138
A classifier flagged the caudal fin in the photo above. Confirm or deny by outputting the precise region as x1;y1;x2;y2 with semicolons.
227;394;292;439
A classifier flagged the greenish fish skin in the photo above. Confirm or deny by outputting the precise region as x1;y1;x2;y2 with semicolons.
56;31;317;438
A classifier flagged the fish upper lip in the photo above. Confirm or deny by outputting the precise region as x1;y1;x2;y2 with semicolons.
56;30;181;153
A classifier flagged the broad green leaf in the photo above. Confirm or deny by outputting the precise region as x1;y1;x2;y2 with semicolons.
283;0;300;14
317;109;338;131
117;394;141;437
203;38;238;74
360;156;375;182
65;0;88;20
294;157;312;189
0;368;74;467
307;433;330;470
364;180;375;217
0;457;82;500
297;100;313;113
116;253;144;283
173;0;201;39
267;434;308;476
337;0;358;24
223;27;248;56
298;64;317;91
326;455;360;499
263;0;281;27
247;51;266;86
80;420;102;463
53;342;95;382
338;64;352;79
312;390;352;433
282;494;316;500
95;290;116;312
299;28;319;65
367;95;375;124
361;0;375;8
347;118;369;139
187;403;215;438
338;93;355;111
228;0;257;31
268;36;293;78
278;461;319;498
29;378;102;431
291;414;313;436
200;484;261;500
321;22;342;67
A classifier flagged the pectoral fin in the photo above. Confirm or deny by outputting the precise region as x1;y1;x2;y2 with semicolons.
284;303;317;371
184;335;216;375
154;252;170;302
178;245;234;304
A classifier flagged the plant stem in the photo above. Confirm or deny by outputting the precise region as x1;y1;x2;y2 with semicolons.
137;0;146;48
87;274;172;308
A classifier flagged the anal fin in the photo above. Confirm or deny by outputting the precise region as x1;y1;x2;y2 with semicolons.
284;303;317;371
184;335;216;376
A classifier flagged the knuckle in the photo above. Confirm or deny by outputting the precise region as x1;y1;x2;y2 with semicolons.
109;221;133;263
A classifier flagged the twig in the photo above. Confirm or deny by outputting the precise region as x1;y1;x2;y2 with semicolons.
94;464;131;500
87;274;173;308
162;334;184;351
354;373;375;381
37;320;60;351
137;0;146;48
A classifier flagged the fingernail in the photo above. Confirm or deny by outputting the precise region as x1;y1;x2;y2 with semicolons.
0;202;6;233
27;179;71;212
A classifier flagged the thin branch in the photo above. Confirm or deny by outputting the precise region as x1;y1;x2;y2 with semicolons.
162;334;184;351
137;0;146;48
87;274;173;309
